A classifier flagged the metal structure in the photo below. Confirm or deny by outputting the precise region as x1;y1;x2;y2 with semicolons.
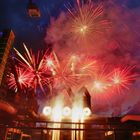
0;117;140;140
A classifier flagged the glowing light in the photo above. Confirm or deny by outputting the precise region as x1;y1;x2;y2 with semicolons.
80;25;88;34
46;59;54;67
52;106;62;121
92;80;108;93
94;81;103;89
62;106;71;117
105;131;114;136
51;100;63;140
43;106;52;116
8;44;138;103
72;106;83;121
113;77;121;84
52;70;56;76
83;107;91;117
71;101;84;140
51;100;63;121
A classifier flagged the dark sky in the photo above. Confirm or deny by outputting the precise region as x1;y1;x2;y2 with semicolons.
0;0;71;50
0;0;140;50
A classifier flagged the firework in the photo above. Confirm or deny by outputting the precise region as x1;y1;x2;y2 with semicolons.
9;44;138;98
51;55;80;88
76;56;98;76
48;54;98;88
12;46;92;92
13;44;51;92
90;70;111;93
7;67;32;91
87;65;138;95
67;1;110;41
110;66;137;92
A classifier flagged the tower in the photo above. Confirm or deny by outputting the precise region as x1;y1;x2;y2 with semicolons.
0;29;15;85
27;0;41;17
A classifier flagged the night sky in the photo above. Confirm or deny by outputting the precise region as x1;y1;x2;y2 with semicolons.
0;0;71;50
0;0;140;50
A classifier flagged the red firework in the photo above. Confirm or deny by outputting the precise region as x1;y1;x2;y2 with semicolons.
76;56;98;77
13;44;52;92
7;67;32;91
110;66;138;92
8;44;138;97
89;69;111;94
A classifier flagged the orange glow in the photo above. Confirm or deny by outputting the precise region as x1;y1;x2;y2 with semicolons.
79;25;88;34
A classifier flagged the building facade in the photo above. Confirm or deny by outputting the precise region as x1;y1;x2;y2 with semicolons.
0;29;15;85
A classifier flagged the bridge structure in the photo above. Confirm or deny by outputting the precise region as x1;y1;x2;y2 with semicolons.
0;116;140;140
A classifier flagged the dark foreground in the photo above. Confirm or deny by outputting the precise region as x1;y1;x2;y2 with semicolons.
0;116;140;140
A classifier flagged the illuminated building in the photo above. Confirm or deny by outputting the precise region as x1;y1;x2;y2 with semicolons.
0;29;15;85
27;0;41;17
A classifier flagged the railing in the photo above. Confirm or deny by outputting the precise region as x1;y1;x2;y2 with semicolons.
0;118;140;140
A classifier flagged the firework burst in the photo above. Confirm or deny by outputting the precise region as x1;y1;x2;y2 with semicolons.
13;44;51;92
87;65;138;95
110;66;138;92
8;44;138;98
45;53;98;89
89;69;111;93
66;1;110;41
7;67;32;91
46;53;81;88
